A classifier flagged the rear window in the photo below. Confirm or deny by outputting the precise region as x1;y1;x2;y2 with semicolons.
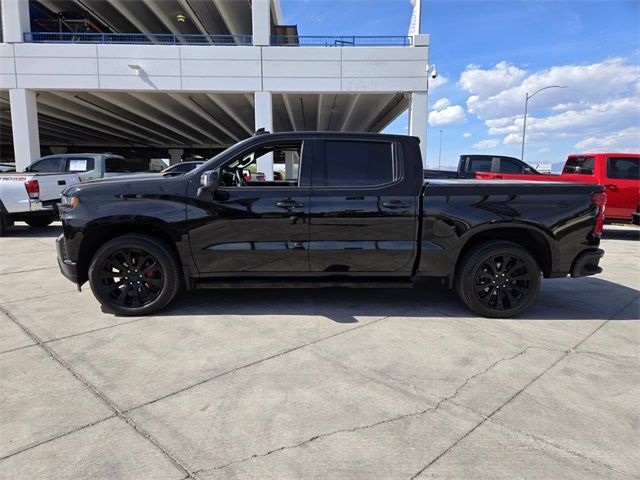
607;157;639;180
563;156;595;175
67;157;95;172
500;159;524;174
324;140;395;187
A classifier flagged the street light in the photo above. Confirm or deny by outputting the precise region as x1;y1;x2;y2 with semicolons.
438;129;443;169
520;85;566;162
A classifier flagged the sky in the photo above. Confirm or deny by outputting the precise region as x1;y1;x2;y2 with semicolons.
280;0;639;170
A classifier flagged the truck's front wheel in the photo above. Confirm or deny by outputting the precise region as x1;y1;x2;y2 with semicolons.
88;234;181;316
456;241;541;318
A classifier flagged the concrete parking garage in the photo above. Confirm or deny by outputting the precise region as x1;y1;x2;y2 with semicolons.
0;224;638;479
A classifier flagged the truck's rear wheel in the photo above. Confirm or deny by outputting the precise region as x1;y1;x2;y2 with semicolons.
455;241;541;318
88;234;180;316
24;214;56;228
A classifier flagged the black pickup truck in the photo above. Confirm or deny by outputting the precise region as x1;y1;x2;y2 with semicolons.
56;132;605;318
424;154;539;179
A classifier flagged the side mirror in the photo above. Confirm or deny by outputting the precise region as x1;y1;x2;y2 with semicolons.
197;169;219;197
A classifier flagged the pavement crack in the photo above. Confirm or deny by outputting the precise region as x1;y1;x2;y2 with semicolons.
0;266;59;276
409;296;638;479
0;304;200;479
201;345;543;474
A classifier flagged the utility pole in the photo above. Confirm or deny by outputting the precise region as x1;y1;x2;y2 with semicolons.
521;85;567;162
438;129;443;169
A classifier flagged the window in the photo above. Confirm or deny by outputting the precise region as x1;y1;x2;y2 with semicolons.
500;158;525;174
324;140;394;187
607;157;639;180
28;157;63;172
563;156;595;175
220;141;303;187
467;158;492;173
67;157;95;172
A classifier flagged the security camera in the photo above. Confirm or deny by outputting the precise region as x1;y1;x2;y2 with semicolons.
430;68;438;79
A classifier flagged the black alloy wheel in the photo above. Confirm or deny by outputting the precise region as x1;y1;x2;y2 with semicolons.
89;234;180;315
456;241;541;318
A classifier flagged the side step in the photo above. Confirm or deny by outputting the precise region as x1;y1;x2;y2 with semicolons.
193;277;415;290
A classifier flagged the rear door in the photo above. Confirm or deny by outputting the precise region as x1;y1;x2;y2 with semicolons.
603;156;640;220
308;137;418;274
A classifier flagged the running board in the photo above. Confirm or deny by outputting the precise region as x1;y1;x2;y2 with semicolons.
193;278;414;290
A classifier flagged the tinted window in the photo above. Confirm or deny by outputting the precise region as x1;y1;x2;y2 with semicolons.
563;156;594;175
607;157;639;180
500;159;524;174
67;157;95;172
29;157;63;172
324;140;394;187
467;158;492;173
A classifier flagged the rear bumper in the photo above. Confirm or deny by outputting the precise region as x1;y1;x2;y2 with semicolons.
570;249;604;278
56;234;79;284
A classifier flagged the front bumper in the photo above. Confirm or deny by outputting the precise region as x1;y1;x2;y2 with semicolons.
56;234;79;285
570;248;604;278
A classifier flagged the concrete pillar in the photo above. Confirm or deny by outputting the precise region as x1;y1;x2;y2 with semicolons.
251;0;271;46
10;89;40;171
408;91;427;168
255;91;273;180
168;148;183;166
1;0;30;43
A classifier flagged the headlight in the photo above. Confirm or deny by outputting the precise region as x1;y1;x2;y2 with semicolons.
61;195;80;209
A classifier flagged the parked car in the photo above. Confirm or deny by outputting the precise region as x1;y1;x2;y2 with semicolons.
56;132;605;318
475;153;639;223
0;171;80;235
0;162;16;173
161;161;205;176
424;154;538;179
26;153;151;181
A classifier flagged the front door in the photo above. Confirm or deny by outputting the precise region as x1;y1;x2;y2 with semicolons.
187;139;311;274
308;137;419;274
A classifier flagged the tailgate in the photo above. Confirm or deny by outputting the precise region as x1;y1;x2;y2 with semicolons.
35;174;81;202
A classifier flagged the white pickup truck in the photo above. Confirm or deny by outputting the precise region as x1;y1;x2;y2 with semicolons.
0;172;80;235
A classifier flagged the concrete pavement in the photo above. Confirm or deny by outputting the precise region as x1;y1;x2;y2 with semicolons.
0;223;638;479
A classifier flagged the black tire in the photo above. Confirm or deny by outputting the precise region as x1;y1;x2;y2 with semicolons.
24;214;56;228
455;241;541;318
88;234;181;316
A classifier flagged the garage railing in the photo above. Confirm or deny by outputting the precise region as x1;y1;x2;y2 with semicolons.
270;35;413;46
23;32;253;45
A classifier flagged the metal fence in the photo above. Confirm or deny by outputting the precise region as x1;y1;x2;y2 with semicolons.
24;32;253;45
270;35;413;47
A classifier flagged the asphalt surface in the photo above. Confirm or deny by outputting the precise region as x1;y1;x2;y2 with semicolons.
0;222;638;479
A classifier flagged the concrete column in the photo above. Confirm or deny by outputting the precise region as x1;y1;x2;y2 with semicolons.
168;148;183;166
251;0;271;46
255;91;273;180
1;0;30;43
408;91;427;168
10;89;40;171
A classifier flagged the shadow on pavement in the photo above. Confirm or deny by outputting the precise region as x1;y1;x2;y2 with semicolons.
1;222;62;238
159;277;639;323
602;227;639;241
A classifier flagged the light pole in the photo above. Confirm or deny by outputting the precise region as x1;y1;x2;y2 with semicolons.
438;129;443;169
520;85;566;162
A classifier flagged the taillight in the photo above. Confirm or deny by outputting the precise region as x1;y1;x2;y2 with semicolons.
591;192;607;238
25;179;40;199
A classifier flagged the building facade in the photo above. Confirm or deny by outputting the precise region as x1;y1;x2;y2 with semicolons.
0;0;429;172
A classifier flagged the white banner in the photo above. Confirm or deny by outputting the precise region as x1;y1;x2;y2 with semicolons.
408;0;421;36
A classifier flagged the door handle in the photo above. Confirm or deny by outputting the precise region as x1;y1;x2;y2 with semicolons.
58;180;66;185
604;184;618;191
382;201;410;209
276;200;304;209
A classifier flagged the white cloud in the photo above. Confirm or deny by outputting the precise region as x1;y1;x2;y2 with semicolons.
537;147;551;153
574;126;640;152
431;98;451;110
463;132;472;138
428;97;467;126
473;139;500;150
429;75;449;91
457;57;640;149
